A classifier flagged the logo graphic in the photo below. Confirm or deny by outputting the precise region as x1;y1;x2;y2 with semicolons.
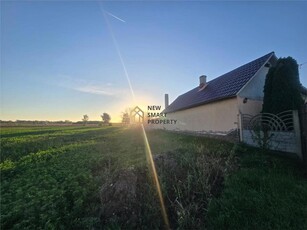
130;106;144;123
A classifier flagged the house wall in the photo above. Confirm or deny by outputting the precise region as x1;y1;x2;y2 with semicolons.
237;65;269;101
237;97;263;116
150;56;277;133
236;57;278;116
237;55;277;101
156;97;238;133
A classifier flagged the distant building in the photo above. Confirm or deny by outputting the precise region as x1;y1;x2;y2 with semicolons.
160;52;278;134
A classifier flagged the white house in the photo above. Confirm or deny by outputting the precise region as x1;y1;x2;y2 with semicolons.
159;52;278;134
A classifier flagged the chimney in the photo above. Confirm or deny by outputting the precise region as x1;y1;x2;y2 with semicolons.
199;75;207;87
165;94;169;109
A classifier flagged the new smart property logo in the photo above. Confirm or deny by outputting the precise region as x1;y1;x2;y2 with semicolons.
130;106;144;123
147;105;177;125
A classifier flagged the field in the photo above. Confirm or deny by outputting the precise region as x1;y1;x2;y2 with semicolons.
1;126;307;229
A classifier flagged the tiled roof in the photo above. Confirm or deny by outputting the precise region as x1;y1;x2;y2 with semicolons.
164;52;274;113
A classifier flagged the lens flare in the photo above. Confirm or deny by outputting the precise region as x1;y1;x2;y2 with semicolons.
99;4;135;102
141;124;170;229
99;3;170;228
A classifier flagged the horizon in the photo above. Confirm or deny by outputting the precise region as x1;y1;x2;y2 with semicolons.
1;1;307;122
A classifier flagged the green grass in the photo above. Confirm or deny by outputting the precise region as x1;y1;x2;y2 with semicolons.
207;145;307;230
1;126;306;229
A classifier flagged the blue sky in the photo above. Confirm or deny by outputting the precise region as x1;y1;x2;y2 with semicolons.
1;1;307;122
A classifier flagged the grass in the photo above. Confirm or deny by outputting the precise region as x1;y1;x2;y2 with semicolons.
207;145;307;230
1;125;306;229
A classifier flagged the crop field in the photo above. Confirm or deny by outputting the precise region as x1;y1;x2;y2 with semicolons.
1;126;307;229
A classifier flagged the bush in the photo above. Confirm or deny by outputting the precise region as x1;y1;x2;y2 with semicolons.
262;57;304;114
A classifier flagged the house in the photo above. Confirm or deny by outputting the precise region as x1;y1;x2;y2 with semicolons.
160;52;278;134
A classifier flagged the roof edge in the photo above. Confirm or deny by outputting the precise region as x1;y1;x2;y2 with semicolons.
236;52;276;97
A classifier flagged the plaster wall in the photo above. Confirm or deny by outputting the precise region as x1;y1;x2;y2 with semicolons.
158;97;238;133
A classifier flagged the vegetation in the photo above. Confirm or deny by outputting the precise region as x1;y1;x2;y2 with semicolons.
1;126;306;229
82;115;89;126
101;113;111;125
122;112;130;124
262;57;304;114
0;120;103;126
207;145;307;230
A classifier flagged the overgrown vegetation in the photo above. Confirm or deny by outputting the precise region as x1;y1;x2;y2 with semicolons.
1;126;306;229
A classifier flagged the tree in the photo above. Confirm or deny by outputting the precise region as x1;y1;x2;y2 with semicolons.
122;112;130;125
101;113;111;125
262;57;304;114
65;120;72;124
82;115;89;126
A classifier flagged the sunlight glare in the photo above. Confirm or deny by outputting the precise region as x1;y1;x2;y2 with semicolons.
99;3;170;227
141;124;170;229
